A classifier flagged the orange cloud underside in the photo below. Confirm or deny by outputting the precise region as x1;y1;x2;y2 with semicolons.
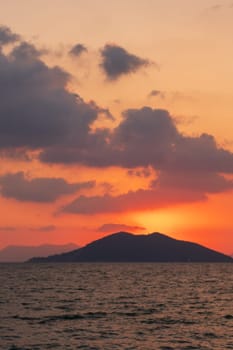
0;186;232;254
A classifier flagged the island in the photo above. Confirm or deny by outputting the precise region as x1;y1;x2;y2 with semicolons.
28;232;232;263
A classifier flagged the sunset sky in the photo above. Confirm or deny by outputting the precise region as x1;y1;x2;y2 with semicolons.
0;0;233;254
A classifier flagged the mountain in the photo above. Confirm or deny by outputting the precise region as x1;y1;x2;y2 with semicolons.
0;243;79;262
28;232;232;263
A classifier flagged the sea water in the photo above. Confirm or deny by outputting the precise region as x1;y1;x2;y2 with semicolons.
0;263;233;350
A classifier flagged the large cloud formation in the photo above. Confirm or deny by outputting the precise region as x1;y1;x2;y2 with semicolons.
59;107;233;214
0;27;110;151
0;172;94;202
100;44;150;80
1;26;233;213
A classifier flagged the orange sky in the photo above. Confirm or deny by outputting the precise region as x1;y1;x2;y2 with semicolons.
0;0;232;255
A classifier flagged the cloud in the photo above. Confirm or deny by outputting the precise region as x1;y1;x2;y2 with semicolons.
127;168;152;178
148;90;165;99
0;172;95;202
1;26;233;214
41;107;179;167
204;4;223;14
59;104;233;214
62;188;205;215
69;43;87;57
62;167;233;215
0;25;20;46
97;223;146;233
100;44;150;80
0;38;107;151
31;225;56;232
0;226;16;231
0;148;31;161
41;105;233;205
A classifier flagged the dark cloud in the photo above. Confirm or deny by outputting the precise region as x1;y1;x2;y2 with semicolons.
0;39;107;151
69;43;87;57
41;105;233;197
148;90;165;99
152;171;233;194
0;25;20;46
97;223;146;233
0;172;95;202
100;44;150;80
41;107;178;167
162;133;233;173
31;225;56;232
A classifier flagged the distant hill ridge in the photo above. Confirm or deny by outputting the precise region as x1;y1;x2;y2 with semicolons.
0;243;79;262
28;232;232;263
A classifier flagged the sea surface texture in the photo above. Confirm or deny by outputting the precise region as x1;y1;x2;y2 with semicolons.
0;263;233;350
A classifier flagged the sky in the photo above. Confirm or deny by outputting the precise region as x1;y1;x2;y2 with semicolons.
0;0;233;254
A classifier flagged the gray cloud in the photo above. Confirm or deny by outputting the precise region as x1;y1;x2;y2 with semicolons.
0;148;31;161
148;90;165;99
0;172;95;202
0;25;20;46
31;225;56;232
97;223;146;233
100;44;150;80
41;107;179;167
0;39;106;151
69;43;87;57
41;105;233;204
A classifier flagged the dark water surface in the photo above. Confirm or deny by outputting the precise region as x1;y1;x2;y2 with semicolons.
0;263;233;350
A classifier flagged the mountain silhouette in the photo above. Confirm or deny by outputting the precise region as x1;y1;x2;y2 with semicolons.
0;243;79;262
28;232;232;263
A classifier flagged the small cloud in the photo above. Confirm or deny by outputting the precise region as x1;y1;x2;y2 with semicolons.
208;4;223;11
100;44;151;80
97;223;146;233
170;91;196;103
69;43;87;57
148;90;165;99
31;225;56;232
0;226;16;231
202;3;229;16
0;25;20;46
0;172;95;203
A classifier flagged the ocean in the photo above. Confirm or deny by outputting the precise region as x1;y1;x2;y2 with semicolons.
0;263;233;350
